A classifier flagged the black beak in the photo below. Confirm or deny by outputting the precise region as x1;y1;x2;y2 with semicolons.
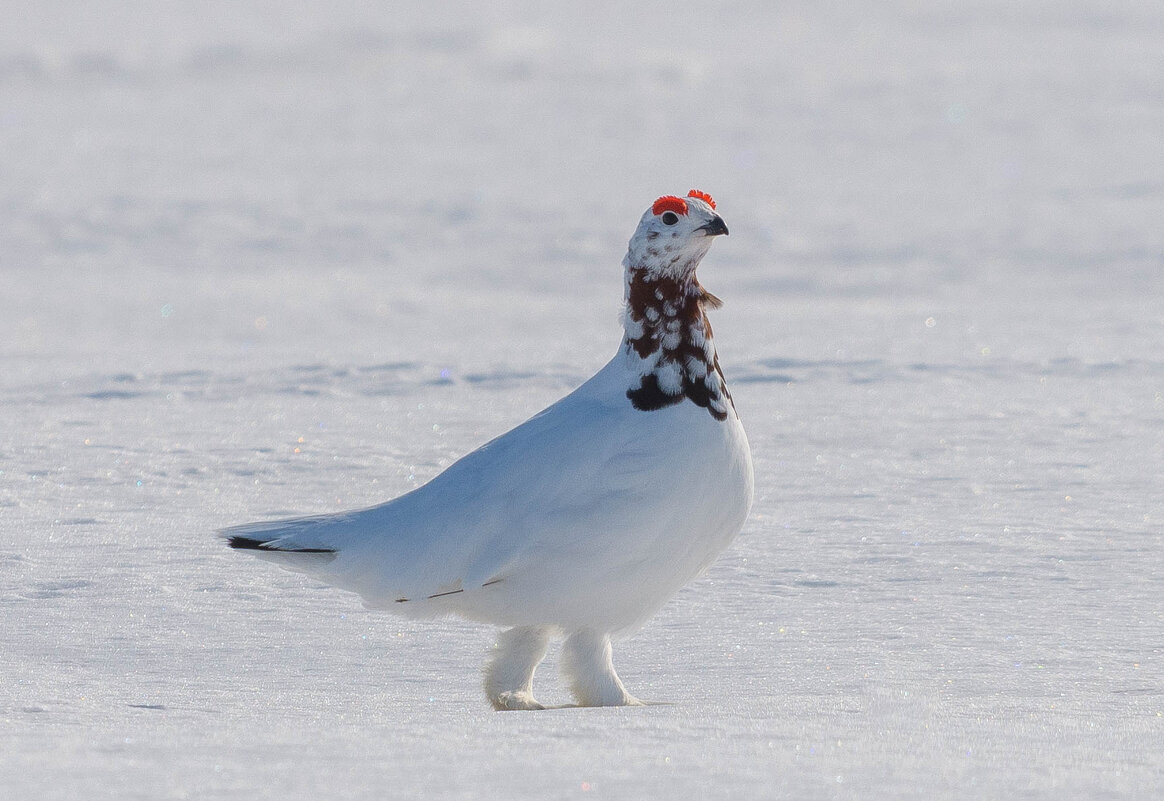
698;216;729;237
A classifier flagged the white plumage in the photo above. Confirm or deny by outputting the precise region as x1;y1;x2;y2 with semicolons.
226;190;754;709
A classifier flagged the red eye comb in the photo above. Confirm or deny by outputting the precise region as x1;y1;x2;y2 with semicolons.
652;196;689;216
686;189;716;209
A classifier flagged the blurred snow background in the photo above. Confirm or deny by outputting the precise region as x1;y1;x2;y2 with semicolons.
1;1;1161;798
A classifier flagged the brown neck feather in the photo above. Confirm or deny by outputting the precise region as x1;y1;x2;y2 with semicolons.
623;267;734;421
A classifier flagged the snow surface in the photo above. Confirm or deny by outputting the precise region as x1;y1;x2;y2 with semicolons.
2;1;1162;798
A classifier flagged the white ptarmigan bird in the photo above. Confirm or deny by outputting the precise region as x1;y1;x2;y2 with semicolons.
225;190;754;709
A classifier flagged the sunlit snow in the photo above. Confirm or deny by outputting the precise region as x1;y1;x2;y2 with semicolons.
2;2;1161;798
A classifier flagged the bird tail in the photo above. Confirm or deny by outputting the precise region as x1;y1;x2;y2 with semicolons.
221;515;343;572
221;508;466;614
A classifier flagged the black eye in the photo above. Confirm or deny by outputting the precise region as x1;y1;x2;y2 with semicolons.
661;211;679;225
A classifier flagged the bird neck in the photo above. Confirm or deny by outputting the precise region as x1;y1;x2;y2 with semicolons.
620;265;734;421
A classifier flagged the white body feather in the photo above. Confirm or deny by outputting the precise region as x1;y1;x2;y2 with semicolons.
227;351;753;633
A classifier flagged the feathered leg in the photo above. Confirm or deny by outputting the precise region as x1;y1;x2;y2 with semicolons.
561;628;643;707
484;625;553;711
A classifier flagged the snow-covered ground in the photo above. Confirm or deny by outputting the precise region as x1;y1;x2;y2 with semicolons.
2;1;1161;798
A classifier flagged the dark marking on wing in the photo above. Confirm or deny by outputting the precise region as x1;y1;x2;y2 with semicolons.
396;578;504;604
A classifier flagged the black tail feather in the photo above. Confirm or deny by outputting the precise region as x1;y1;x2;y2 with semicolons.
227;536;334;554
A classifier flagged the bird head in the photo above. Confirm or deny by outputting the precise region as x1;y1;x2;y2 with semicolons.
623;190;729;279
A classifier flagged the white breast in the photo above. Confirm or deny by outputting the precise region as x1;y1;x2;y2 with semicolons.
406;355;754;632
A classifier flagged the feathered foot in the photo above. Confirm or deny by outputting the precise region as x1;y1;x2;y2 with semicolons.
484;625;552;711
561;628;644;707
